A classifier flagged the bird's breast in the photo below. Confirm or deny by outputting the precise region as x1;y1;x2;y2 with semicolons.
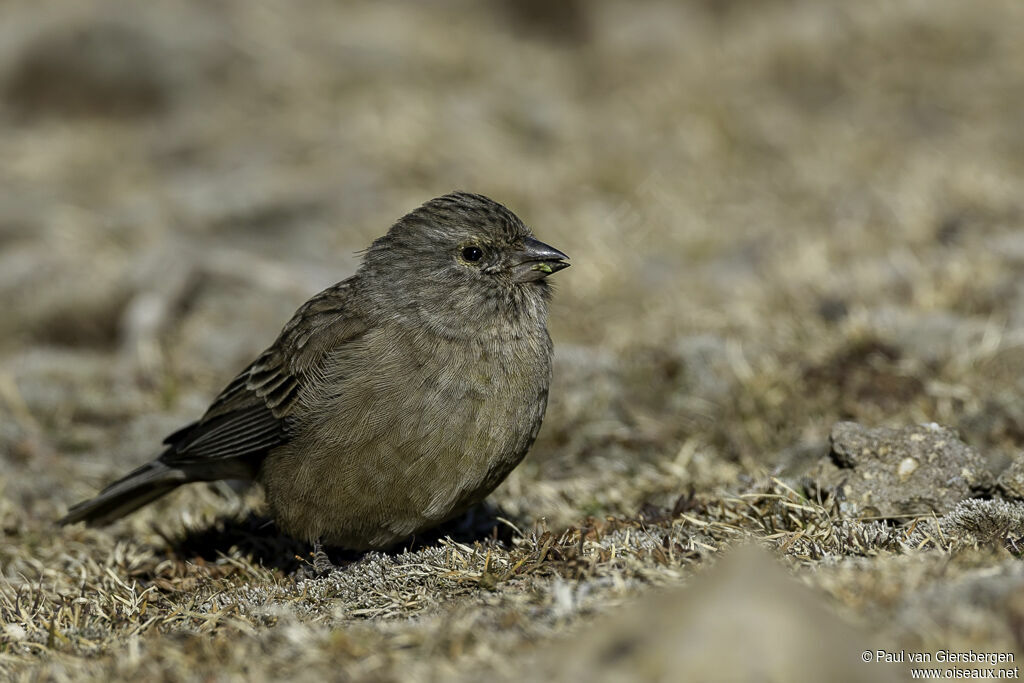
262;323;552;547
310;324;549;465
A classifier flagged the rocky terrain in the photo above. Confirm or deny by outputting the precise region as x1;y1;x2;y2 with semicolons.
3;0;1024;680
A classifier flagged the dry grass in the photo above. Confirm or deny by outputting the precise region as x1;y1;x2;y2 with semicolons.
3;0;1024;680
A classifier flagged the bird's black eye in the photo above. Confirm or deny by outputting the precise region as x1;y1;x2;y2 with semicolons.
461;245;484;262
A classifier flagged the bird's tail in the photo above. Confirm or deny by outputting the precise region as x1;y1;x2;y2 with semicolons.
59;460;189;526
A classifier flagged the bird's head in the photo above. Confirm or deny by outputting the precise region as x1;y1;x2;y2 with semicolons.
361;192;569;339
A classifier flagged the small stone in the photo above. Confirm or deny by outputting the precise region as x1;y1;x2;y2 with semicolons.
997;457;1024;501
807;422;994;518
897;457;919;482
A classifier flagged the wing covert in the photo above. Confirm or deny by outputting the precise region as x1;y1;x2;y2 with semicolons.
160;280;367;467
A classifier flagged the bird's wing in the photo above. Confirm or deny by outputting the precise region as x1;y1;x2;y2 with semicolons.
160;280;367;467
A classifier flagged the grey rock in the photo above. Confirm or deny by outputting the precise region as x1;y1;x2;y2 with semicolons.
809;422;994;518
997;457;1024;501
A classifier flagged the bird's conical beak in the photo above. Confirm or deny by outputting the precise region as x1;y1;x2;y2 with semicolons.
512;237;570;283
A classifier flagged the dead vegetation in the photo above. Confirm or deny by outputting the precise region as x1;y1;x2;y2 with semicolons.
3;0;1024;680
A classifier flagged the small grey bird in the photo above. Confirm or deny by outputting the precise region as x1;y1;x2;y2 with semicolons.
61;192;569;560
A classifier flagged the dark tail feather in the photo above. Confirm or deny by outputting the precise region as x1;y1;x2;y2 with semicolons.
59;461;190;526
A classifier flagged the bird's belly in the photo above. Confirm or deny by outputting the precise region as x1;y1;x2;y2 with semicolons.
261;364;542;549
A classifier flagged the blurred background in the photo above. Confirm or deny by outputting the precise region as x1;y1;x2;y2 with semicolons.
3;0;1024;516
3;0;1024;678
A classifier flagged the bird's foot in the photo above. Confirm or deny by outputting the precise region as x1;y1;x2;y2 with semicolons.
312;539;333;575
